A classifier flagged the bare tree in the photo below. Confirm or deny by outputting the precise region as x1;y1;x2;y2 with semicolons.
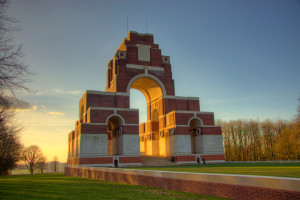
0;95;22;175
0;0;31;176
37;156;47;174
50;156;58;173
21;145;44;175
0;0;31;95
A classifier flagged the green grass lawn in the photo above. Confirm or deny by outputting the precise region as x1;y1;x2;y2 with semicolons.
0;174;228;200
127;162;300;178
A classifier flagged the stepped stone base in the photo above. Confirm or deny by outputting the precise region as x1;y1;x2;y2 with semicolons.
141;156;177;166
141;155;200;166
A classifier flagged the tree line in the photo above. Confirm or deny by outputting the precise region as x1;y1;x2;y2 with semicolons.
216;110;300;161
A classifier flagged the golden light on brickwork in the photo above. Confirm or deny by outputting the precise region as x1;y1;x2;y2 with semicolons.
130;77;162;103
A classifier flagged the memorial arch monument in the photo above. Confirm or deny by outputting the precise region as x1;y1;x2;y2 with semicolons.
67;32;224;167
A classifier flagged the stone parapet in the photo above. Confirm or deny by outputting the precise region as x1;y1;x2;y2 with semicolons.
65;166;300;200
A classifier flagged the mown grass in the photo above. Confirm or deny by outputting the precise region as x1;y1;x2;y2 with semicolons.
0;174;228;200
128;162;300;178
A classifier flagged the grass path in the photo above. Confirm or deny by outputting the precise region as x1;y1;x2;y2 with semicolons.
0;174;228;200
127;162;300;178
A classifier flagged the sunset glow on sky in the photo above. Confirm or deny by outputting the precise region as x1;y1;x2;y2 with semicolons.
7;0;300;162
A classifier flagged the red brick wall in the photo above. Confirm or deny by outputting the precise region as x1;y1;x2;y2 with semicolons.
105;32;176;96
174;126;189;135
122;125;139;135
175;113;194;125
188;100;200;111
202;126;222;135
65;167;300;200
116;95;130;108
173;155;196;162
150;48;162;67
201;154;225;161
119;157;141;164
83;93;130;111
196;113;215;125
88;109;114;123
80;124;107;134
79;157;113;165
117;110;139;124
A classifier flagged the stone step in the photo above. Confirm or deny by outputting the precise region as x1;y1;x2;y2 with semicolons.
141;156;177;166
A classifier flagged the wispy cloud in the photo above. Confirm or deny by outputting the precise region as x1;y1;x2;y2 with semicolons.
48;111;64;116
3;96;37;111
54;89;82;95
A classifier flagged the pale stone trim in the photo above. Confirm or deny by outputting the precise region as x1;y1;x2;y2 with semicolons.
202;125;221;128
136;45;151;62
81;123;106;125
148;66;164;71
90;107;139;112
126;64;164;72
173;110;214;115
79;153;110;157
86;90;130;96
81;132;106;135
164;95;199;100
69;166;300;192
126;64;144;70
130;31;153;36
170;125;188;127
119;163;142;166
125;124;139;126
81;122;138;126
80;164;113;167
176;161;197;164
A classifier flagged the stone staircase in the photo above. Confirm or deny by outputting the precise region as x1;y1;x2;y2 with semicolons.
141;156;177;167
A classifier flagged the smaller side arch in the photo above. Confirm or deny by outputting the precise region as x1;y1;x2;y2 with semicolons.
106;114;124;156
188;117;203;127
151;108;159;121
105;114;125;125
189;117;203;154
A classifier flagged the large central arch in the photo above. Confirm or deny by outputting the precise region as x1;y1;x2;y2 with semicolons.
127;74;166;102
128;76;166;156
67;31;225;167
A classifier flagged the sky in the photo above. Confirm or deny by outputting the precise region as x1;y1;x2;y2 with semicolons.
6;0;300;162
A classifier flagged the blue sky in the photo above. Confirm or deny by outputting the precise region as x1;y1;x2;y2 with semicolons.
7;0;300;161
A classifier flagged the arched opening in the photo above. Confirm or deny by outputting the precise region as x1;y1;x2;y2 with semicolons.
189;118;203;154
107;115;124;156
128;75;165;156
130;89;147;155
